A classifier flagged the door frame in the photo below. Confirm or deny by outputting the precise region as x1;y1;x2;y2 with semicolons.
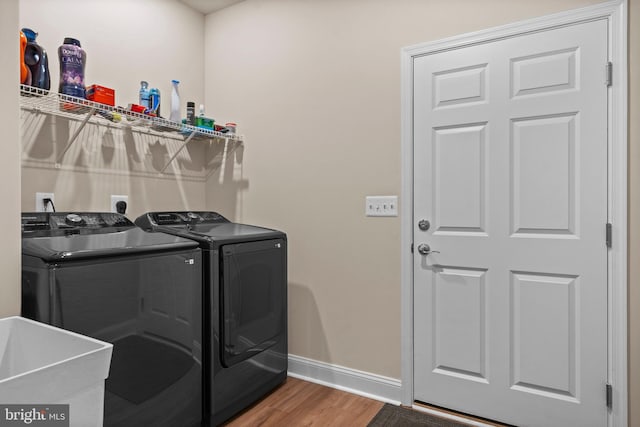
400;1;628;425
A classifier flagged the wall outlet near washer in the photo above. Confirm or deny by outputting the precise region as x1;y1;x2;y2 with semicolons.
110;195;129;214
35;192;55;212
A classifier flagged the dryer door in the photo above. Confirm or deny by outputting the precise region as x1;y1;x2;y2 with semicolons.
221;238;286;367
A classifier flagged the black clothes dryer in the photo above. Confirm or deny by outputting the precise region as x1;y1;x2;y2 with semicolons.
21;212;203;427
135;211;287;426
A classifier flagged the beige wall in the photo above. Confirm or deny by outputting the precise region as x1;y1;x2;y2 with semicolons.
204;0;639;423
21;169;206;219
0;0;21;318
19;0;208;217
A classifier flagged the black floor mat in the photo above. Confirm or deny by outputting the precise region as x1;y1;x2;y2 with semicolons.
368;403;470;427
105;335;194;404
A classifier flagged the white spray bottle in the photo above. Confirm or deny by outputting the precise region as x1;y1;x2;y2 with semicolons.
169;79;181;123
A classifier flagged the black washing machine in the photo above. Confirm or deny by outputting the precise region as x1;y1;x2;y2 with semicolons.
135;211;287;426
21;212;203;427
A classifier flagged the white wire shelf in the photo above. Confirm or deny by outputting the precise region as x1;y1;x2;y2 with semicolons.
19;84;243;172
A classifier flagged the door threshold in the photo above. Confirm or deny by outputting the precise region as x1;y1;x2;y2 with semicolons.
412;401;514;427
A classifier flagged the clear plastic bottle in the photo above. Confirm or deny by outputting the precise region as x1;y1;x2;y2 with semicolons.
196;104;205;127
170;80;180;123
139;81;150;109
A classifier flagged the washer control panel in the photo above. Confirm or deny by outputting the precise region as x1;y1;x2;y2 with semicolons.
22;212;134;234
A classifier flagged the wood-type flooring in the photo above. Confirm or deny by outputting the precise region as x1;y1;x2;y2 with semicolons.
222;377;509;427
222;377;384;426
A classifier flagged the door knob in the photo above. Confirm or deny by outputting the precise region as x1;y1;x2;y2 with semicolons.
417;243;440;255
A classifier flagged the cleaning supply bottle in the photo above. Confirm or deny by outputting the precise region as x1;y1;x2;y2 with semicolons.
139;81;150;109
186;102;195;125
149;87;161;116
58;37;86;98
196;104;205;127
196;104;214;130
169;79;181;123
19;31;29;84
22;28;50;90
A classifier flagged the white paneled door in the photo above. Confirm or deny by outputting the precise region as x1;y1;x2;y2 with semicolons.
413;19;608;427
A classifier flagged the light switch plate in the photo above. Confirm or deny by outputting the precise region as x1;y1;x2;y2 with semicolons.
366;195;398;217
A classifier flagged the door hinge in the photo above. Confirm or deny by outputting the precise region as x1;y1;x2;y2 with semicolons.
606;222;612;248
606;383;613;409
411;243;414;253
606;62;613;87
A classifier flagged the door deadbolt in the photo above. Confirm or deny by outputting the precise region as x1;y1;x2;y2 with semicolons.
418;219;430;231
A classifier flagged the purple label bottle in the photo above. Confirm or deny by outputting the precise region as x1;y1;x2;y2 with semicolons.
58;37;86;98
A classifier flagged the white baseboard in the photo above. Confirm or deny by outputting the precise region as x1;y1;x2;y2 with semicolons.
287;354;402;405
287;354;499;426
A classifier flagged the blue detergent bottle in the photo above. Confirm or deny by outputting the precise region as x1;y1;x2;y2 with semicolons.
149;87;161;116
22;28;50;90
58;37;86;98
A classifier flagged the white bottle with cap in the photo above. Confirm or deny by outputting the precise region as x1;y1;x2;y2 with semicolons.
169;79;181;123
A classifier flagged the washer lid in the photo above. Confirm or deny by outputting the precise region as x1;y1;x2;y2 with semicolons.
22;212;199;261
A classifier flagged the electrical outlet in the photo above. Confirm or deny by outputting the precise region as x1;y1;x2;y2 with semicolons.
110;195;128;214
35;192;55;212
365;195;398;217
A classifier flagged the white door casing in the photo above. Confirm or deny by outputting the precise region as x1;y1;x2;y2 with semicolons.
400;2;627;426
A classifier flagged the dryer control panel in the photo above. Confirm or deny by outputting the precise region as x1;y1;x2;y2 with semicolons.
139;211;230;228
